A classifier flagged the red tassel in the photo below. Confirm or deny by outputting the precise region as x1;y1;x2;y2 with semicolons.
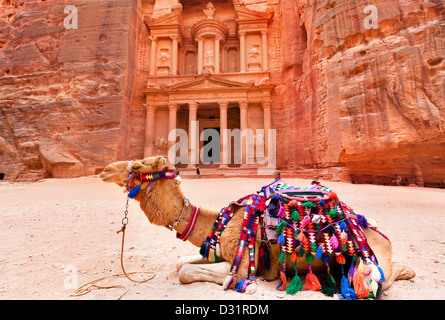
336;255;346;264
353;270;368;299
276;271;287;291
304;271;322;291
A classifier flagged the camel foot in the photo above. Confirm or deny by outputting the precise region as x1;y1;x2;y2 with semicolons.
176;254;210;272
395;263;416;281
178;261;231;285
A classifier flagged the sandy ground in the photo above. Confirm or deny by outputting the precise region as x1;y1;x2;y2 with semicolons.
1;176;445;300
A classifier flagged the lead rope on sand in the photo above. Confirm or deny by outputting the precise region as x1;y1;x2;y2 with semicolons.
71;198;157;300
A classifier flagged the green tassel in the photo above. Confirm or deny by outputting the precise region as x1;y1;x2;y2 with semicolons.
286;274;303;294
291;210;300;221
277;220;287;235
302;201;316;208
329;209;337;218
279;251;286;264
214;249;219;263
321;273;337;296
305;254;314;263
199;244;206;257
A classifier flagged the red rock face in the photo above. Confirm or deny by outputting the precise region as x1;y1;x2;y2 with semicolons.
1;0;444;187
273;0;445;187
0;0;134;180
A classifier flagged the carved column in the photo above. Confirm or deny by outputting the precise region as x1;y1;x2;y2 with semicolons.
188;102;199;167
261;30;269;71
239;31;246;73
168;102;179;166
239;100;248;165
171;35;179;75
149;36;157;76
262;100;272;156
144;102;157;157
197;37;203;74
214;37;220;74
219;102;228;167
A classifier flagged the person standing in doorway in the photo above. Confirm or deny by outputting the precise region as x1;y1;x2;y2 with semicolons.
196;165;200;179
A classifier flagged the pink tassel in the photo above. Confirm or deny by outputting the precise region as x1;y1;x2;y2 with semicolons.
301;216;310;228
330;234;339;249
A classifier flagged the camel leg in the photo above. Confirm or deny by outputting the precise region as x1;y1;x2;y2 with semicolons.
178;261;231;285
176;254;211;272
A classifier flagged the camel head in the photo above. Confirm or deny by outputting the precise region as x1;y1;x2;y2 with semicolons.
99;156;171;187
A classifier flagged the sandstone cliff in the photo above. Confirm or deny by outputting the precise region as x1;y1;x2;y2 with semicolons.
1;0;444;187
0;0;134;180
273;0;445;187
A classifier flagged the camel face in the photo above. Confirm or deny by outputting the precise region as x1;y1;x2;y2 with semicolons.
99;156;169;187
131;156;168;173
99;160;130;187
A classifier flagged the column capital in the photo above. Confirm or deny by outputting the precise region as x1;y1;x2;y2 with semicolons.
239;100;248;110
188;102;199;110
168;102;179;111
218;101;229;109
261;100;271;109
238;30;246;37
260;29;268;36
149;35;158;42
144;102;157;112
170;34;179;41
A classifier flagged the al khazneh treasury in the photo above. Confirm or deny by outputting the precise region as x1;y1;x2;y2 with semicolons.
138;1;275;169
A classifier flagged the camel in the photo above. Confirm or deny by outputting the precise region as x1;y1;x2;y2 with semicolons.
99;156;415;297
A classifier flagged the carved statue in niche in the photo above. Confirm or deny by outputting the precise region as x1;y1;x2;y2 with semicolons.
248;44;260;62
204;49;214;66
248;44;261;71
158;48;170;66
203;2;216;20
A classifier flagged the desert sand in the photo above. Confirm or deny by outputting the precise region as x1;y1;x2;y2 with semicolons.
1;176;444;300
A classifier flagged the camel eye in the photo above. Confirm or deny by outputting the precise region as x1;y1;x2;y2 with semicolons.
103;166;110;172
132;164;142;171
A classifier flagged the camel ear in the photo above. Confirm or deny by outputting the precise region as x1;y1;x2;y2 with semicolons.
153;156;166;171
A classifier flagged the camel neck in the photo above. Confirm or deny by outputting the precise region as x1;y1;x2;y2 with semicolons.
172;202;219;247
137;179;219;248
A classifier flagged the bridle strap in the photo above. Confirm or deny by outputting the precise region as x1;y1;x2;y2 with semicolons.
176;206;200;241
131;169;177;183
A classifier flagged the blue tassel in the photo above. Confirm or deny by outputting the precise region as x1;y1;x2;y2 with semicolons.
340;275;357;300
377;265;386;282
322;255;331;265
315;246;323;259
277;235;285;245
357;214;369;228
318;200;325;206
127;185;141;198
272;194;281;201
339;220;347;231
235;279;250;293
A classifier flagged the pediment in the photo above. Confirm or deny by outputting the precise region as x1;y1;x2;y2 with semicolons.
165;74;254;91
234;4;274;22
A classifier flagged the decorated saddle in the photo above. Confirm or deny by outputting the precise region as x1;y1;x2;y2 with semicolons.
200;179;388;299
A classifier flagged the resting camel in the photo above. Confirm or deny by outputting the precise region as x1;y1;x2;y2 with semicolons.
99;156;415;296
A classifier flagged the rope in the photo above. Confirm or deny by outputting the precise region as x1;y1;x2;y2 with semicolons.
71;199;157;300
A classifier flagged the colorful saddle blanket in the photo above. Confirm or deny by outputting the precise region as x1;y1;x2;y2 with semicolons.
200;179;387;299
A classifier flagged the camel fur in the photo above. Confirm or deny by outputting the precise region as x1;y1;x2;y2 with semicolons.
100;156;415;296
